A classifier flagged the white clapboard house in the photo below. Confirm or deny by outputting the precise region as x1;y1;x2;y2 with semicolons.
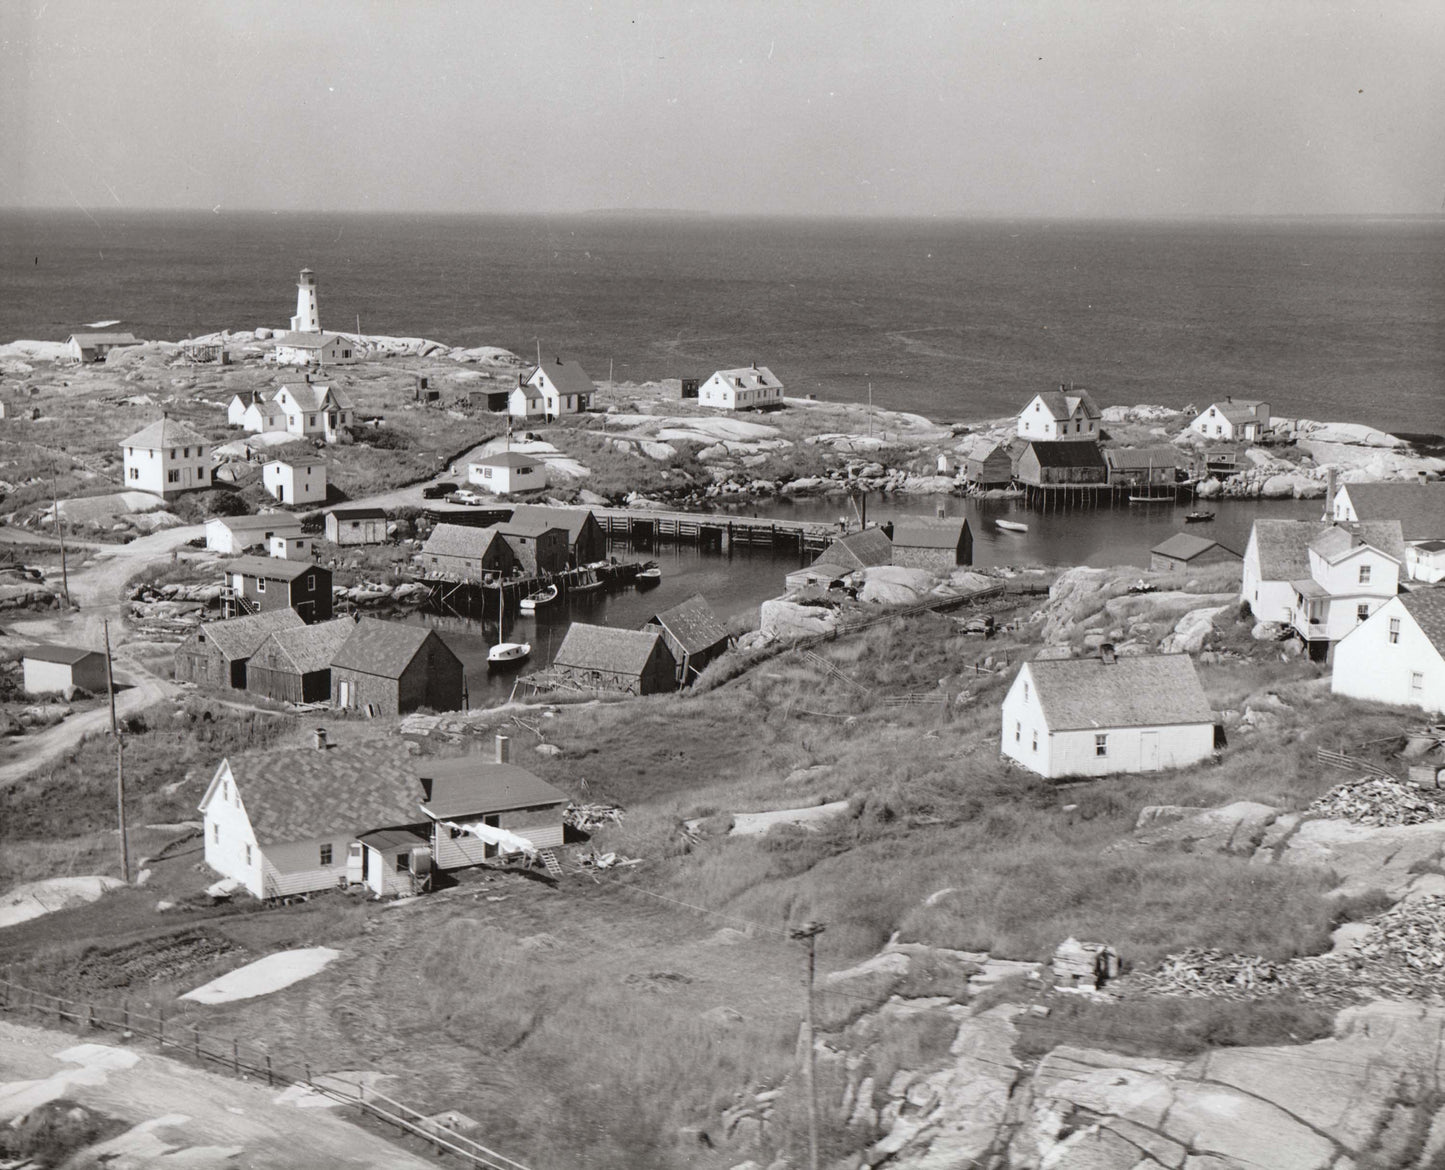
1000;648;1216;779
1332;588;1445;716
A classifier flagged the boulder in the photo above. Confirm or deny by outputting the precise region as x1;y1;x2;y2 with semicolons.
759;600;838;640
1123;801;1280;855
1160;604;1230;654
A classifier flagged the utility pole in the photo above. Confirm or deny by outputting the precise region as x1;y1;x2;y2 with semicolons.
791;920;826;1170
104;620;129;884
50;466;69;608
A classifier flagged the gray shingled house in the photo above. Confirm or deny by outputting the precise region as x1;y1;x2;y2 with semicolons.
644;594;731;685
330;617;465;715
418;522;518;581
245;617;358;704
174;609;307;691
889;518;973;572
507;505;607;565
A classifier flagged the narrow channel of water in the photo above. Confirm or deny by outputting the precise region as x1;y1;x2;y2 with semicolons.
397;491;1325;708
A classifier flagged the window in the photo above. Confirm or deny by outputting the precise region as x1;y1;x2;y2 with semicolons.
167;470;180;483
245;844;252;865
1023;681;1029;700
213;824;219;844
1031;731;1038;752
308;415;316;426
1389;618;1401;644
128;468;138;480
1359;564;1372;585
319;844;333;866
395;853;409;873
170;448;177;458
256;578;265;592
1357;604;1370;623
1412;672;1424;695
1014;720;1021;743
1095;734;1108;757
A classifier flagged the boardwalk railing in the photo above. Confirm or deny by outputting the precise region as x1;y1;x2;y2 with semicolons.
0;977;532;1170
1316;748;1395;781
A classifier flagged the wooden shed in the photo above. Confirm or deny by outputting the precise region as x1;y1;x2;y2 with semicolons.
325;507;387;546
245;617;358;704
22;644;108;695
965;443;1013;488
418;522;518;581
330;617;465;716
173;609;307;691
550;624;677;696
645;594;731;685
1104;446;1178;488
890;518;973;572
1014;441;1108;487
1150;533;1244;573
507;505;607;566
223;557;333;623
498;514;569;576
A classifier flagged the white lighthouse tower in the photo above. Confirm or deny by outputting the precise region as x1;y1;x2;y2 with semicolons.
290;268;320;333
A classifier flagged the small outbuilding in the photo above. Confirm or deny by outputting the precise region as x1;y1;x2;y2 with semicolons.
223;557;333;622
550;624;677;696
66;331;140;363
418;523;518;581
1103;446;1177;488
498;514;569;576
785;526;894;591
965;442;1013;488
469;451;547;495
507;505;606;566
174;609;307;691
1014;441;1108;487
330;617;465;716
325;507;387;546
206;513;304;556
263;453;327;505
245;617;357;705
1001;649;1216;780
22;644;108;695
644;594;731;685
1149;533;1243;573
890;518;972;572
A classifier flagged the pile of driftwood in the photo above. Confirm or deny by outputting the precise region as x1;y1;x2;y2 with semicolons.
564;802;625;832
1305;777;1445;827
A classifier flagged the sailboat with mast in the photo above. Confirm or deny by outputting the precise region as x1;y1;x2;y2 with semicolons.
488;597;531;666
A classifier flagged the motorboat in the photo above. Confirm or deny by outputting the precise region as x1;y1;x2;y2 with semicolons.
1184;510;1216;523
995;519;1029;533
635;561;662;585
519;584;558;613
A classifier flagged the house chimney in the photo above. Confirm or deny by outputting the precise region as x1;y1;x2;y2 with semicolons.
419;776;433;803
314;727;328;750
1099;643;1116;665
1325;466;1337;519
1225;395;1232;404
495;734;510;764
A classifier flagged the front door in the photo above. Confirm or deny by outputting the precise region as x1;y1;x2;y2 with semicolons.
338;679;351;708
347;842;364;886
1140;731;1160;772
183;466;193;487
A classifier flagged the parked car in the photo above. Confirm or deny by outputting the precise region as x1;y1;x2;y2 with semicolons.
423;481;458;499
449;489;485;506
962;614;995;638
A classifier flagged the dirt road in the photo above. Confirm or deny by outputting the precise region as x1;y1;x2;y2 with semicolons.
0;1019;438;1168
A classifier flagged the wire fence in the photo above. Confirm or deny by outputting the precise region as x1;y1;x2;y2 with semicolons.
0;976;532;1170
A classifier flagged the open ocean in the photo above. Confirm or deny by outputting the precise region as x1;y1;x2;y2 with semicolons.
1;211;1441;434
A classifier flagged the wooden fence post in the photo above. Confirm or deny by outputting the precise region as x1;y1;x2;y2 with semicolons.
194;1025;201;1060
265;1054;273;1086
87;1003;95;1031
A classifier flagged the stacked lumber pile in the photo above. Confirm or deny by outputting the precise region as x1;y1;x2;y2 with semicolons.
1305;777;1445;826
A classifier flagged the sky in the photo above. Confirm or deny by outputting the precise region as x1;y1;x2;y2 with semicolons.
2;0;1442;217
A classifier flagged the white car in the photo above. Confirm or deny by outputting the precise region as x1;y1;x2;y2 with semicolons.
449;489;485;506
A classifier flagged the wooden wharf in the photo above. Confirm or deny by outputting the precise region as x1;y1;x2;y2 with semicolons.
594;507;836;557
417;560;645;619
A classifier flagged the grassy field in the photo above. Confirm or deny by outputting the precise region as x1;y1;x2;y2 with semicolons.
0;592;1427;1169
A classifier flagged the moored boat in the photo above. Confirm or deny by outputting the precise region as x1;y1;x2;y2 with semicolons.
487;604;531;666
1184;510;1215;523
995;519;1029;533
635;561;662;585
519;584;558;613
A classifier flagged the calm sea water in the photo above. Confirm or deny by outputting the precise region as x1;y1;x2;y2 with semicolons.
2;211;1441;433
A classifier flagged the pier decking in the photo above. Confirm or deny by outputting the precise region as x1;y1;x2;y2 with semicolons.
593;507;837;556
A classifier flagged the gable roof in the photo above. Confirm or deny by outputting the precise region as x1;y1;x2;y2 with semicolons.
1197;400;1267;427
23;643;102;665
122;417;211;449
1340;483;1445;541
422;522;507;559
69;331;139;346
1023;440;1108;470
1027;387;1101;422
1310;524;1403;566
1152;533;1238;562
264;452;327;469
216;513;304;536
1400;589;1445;655
1251;520;1406;581
1025;653;1214;731
328;506;386;521
891;518;969;550
710;365;782;389
332;617;452;678
508;505;598;545
968;442;1010;464
513;382;548;402
814;527;893;571
213;743;426;845
226;556;321;582
475;451;542;469
419;758;569;818
1103;445;1178;471
274;331;349;349
646;593;729;655
553;624;668;676
278;383;355;412
530;357;594;396
254;618;357;674
501;514;565;539
192;609;307;661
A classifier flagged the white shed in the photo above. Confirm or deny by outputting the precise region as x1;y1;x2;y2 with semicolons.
262;453;327;505
1332;590;1445;716
468;451;546;494
205;513;304;556
1000;650;1216;780
22;644;108;695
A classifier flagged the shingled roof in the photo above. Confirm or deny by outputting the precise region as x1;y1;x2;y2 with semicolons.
530;357;595;396
331;617;447;679
23;643;103;665
1030;387;1101;421
1400;589;1445;655
1023;441;1108;470
501;513;565;539
646;594;729;656
122;416;210;449
1252;520;1406;581
193;609;307;661
891;518;969;550
553;624;666;677
1026;653;1215;731
1152;533;1239;562
475;451;542;469
422;522;507;559
254;618;357;674
1340;483;1445;541
1103;445;1178;471
814;527;893;571
508;505;597;545
419;758;569;818
209;743;427;845
1311;524;1404;565
226;556;320;582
